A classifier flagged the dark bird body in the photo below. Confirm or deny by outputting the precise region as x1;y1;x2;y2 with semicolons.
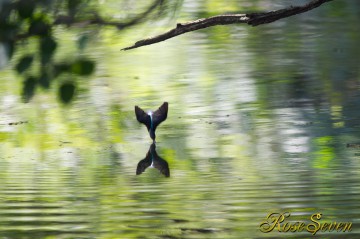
135;102;168;142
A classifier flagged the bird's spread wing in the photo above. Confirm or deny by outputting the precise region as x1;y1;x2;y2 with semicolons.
152;102;168;130
135;106;151;130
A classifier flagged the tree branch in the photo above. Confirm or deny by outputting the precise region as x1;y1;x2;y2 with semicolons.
122;0;334;51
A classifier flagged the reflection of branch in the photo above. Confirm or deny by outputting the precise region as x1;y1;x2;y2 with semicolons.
122;0;333;50
12;0;165;42
54;0;164;30
54;0;164;29
116;0;165;29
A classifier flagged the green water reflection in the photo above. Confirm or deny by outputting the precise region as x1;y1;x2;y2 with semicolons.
1;0;360;238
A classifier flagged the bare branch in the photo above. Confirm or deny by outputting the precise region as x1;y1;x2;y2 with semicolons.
122;0;334;51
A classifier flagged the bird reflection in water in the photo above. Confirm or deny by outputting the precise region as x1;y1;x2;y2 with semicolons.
136;143;170;177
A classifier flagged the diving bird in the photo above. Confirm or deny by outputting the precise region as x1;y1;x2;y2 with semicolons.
135;102;168;142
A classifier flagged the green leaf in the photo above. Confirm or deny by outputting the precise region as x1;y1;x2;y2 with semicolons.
15;55;34;74
0;22;19;42
39;72;50;89
71;59;95;76
67;0;82;12
22;77;37;103
40;36;57;64
29;18;50;36
53;63;71;78
59;82;76;103
17;0;35;19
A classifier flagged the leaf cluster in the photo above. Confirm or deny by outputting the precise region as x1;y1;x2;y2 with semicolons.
1;0;97;103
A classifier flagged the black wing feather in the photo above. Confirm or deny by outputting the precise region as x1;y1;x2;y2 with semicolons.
135;105;151;130
152;102;168;130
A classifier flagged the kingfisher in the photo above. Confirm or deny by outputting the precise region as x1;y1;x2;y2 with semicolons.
135;102;168;142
